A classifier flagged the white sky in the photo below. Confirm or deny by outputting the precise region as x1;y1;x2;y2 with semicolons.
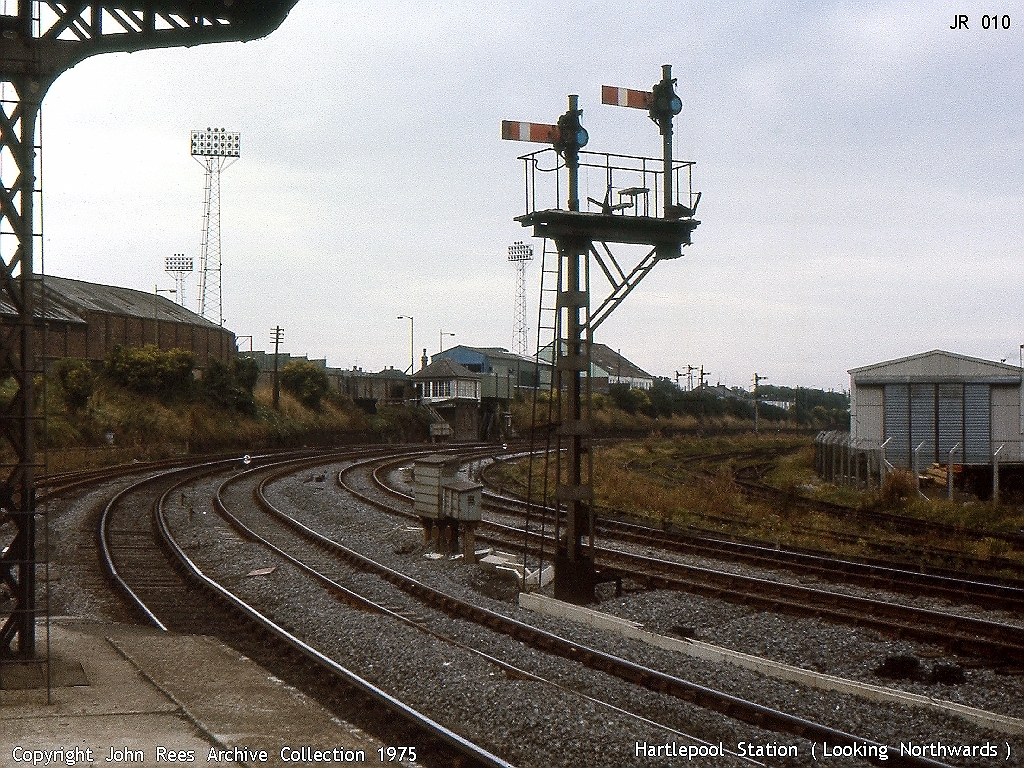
33;1;1024;391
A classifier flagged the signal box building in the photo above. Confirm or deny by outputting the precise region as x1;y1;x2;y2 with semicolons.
411;357;481;442
849;350;1024;472
432;345;551;440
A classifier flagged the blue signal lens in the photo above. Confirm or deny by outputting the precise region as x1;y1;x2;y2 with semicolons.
670;95;683;115
576;128;589;147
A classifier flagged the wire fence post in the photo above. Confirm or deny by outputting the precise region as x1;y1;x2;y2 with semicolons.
947;442;960;501
993;443;1004;504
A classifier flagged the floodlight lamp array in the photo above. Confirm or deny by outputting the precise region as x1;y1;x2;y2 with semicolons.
191;127;240;157
165;254;194;273
508;240;534;262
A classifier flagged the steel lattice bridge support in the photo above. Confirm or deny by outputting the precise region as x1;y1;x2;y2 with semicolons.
0;1;297;660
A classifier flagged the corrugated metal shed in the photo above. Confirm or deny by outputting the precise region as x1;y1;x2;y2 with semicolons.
850;350;1023;467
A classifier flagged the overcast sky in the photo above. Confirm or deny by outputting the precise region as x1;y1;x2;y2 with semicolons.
34;1;1023;391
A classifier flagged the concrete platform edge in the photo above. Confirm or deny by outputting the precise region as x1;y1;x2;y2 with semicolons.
104;636;232;758
518;591;1024;735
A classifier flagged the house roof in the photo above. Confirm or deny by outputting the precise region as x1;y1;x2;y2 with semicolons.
411;357;480;380
849;349;1022;384
589;342;653;380
436;345;540;368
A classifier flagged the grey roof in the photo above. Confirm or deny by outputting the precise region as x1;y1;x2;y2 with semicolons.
2;275;223;329
0;292;86;324
589;343;653;380
849;349;1021;384
412;357;480;380
42;275;222;328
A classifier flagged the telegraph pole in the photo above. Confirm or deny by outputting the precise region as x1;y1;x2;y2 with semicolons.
753;372;767;435
271;326;284;410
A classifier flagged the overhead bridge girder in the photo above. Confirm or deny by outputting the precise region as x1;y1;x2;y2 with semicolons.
0;0;298;659
0;2;297;84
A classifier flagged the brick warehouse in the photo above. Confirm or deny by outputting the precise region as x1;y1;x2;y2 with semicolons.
0;275;235;368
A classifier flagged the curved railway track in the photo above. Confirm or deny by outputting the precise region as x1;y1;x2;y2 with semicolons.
481;447;1024;588
360;454;1024;668
32;443;1024;767
96;447;515;768
631;449;1024;577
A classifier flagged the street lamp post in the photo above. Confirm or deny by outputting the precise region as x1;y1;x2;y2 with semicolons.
153;285;176;345
440;329;455;355
398;316;414;373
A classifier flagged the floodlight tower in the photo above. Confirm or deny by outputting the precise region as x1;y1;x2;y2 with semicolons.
0;1;297;662
508;241;534;355
191;127;240;326
165;253;193;307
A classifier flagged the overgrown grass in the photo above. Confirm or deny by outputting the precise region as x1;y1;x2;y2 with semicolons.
490;434;1024;571
32;378;380;474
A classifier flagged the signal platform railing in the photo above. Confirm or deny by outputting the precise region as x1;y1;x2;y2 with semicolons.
517;147;698;218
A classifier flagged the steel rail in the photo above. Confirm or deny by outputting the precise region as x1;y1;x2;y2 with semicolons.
481;490;1024;610
214;462;758;767
98;448;516;768
362;456;1024;665
480;448;1024;593
234;458;958;768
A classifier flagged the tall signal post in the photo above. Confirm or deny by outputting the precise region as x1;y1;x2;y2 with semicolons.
503;66;700;603
191;127;240;326
165;253;193;307
0;1;297;662
508;241;534;355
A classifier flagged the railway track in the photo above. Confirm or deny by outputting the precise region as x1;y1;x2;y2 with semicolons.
481;446;1024;590
624;448;1024;577
96;447;515;768
30;443;1022;767
482;491;1024;613
362;454;1024;668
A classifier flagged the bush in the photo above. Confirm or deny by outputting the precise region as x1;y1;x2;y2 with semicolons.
105;345;195;399
609;383;650;415
280;360;330;409
880;469;918;508
54;358;94;411
202;357;260;413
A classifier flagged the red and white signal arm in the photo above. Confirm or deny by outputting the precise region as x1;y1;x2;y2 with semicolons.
601;85;652;110
501;120;558;143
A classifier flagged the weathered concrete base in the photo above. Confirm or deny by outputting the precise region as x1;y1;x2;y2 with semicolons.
518;592;1024;736
479;551;554;589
